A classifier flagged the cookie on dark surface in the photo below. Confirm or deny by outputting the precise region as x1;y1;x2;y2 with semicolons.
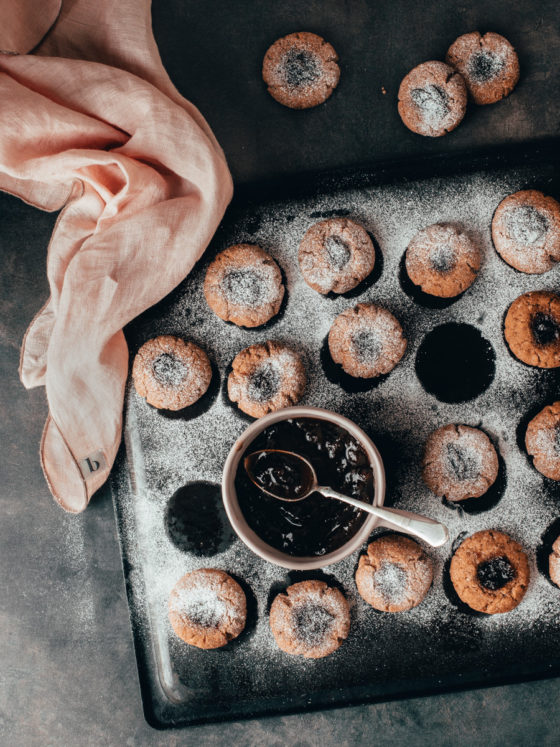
504;291;560;368
132;335;212;411
269;580;350;658
168;568;246;649
355;535;433;612
446;31;520;105
262;32;340;109
298;217;375;294
405;223;482;298
491;190;560;274
204;244;285;328
398;60;467;137
227;340;306;418
450;530;529;614
328;302;407;378
525;401;560;480
422;424;499;502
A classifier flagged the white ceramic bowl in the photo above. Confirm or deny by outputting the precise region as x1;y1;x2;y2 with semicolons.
222;406;387;570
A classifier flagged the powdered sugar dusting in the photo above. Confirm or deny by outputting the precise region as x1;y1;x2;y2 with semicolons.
115;156;560;715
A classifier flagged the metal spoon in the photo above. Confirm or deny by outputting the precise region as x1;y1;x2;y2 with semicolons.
244;449;449;548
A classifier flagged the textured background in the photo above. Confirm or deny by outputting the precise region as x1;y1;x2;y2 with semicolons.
1;0;559;744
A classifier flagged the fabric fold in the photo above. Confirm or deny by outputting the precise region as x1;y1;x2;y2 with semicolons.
1;0;233;510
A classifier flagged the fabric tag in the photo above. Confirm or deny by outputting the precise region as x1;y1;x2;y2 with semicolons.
78;450;107;479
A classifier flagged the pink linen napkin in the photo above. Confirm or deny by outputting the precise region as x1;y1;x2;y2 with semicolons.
0;0;233;511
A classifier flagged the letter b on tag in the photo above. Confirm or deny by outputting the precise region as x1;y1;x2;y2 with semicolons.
79;450;106;479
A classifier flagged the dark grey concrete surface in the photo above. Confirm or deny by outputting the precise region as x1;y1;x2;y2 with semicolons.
1;1;560;744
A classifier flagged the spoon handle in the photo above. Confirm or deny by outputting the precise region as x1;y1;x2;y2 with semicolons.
316;487;449;548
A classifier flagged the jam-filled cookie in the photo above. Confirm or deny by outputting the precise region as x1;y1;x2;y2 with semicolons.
269;580;350;658
525;401;560;480
204;244;285;328
168;568;246;649
227;341;306;418
405;223;482;297
355;535;433;613
298;217;375;294
422;424;499;502
328;302;407;378
450;530;530;614
550;535;560;587
491;190;560;274
504;291;560;368
398;60;467;137
446;32;519;105
262;32;340;109
132;335;212;411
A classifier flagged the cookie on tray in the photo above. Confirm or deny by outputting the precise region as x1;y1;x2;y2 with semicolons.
355;535;433;612
398;60;467;137
405;223;482;297
298;217;375;294
227;341;306;418
204;244;285;328
422;424;499;502
262;32;340;109
168;568;246;649
449;530;529;614
550;536;560;588
504;291;560;368
525;402;560;480
446;31;519;105
491;190;560;274
328;302;407;378
269;580;350;658
132;335;212;411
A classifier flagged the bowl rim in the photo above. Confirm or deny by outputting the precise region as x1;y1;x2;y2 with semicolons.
221;405;386;570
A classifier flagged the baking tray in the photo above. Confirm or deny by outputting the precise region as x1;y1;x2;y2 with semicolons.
111;138;560;729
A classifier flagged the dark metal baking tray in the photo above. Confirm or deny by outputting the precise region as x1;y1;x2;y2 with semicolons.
111;138;560;729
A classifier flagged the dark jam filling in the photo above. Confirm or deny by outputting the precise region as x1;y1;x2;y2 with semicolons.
152;353;187;387
324;235;351;269
446;444;479;482
477;555;515;590
467;51;504;82
235;418;373;557
352;331;382;363
222;269;264;307
245;450;313;500
293;603;335;645
430;245;456;273
247;362;280;403
282;49;320;88
410;85;450;122
531;312;560;347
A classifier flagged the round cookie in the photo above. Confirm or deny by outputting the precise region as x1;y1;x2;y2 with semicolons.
398;60;467;137
504;291;560;368
227;341;306;418
423;424;499;502
328;302;407;378
550;535;560;587
405;223;482;297
269;580;350;658
525;401;560;480
491;190;560;274
298;218;375;294
449;530;530;614
132;335;212;411
204;244;285;328
168;568;246;649
262;32;340;109
446;31;520;105
355;535;433;612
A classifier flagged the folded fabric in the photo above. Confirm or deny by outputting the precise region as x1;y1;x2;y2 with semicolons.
0;0;233;511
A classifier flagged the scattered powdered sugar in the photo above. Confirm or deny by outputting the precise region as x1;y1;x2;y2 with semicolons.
372;562;408;604
292;603;336;645
467;51;505;83
325;235;351;269
410;85;450;125
445;442;481;481
352;329;382;364
115;156;560;714
172;585;227;628
430;244;457;272
281;49;320;89
222;268;270;307
505;206;548;246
